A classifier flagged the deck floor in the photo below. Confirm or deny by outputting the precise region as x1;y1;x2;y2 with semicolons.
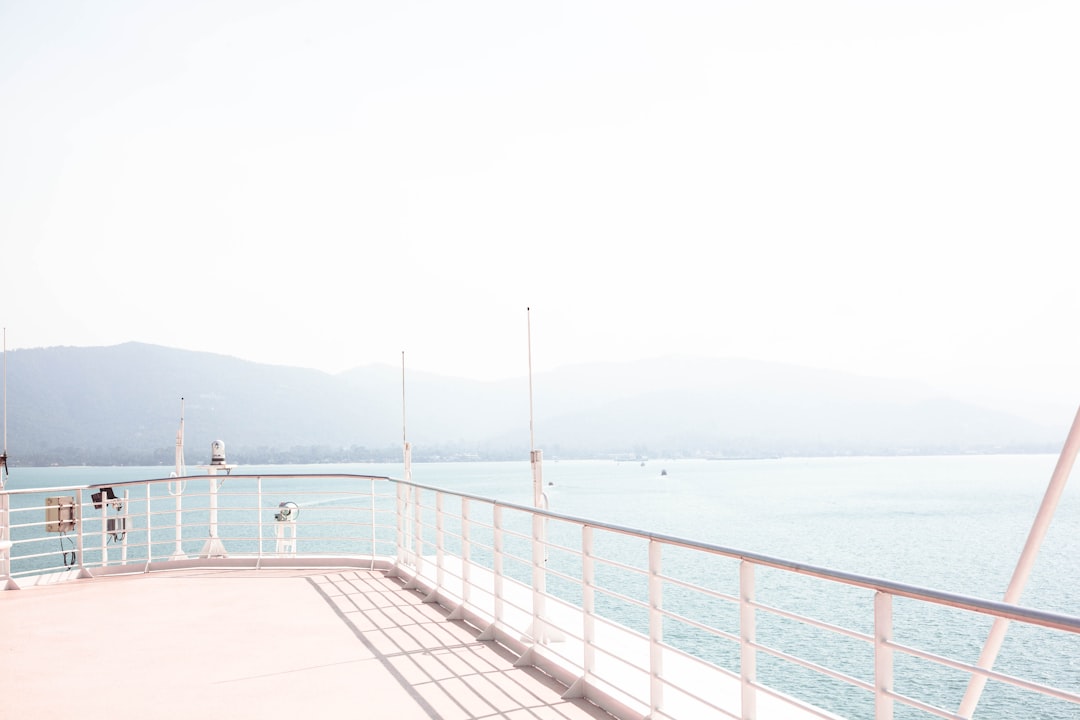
0;568;616;720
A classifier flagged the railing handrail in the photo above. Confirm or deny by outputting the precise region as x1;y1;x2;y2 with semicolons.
0;472;394;497
4;471;1080;635
397;477;1080;635
3;469;1078;719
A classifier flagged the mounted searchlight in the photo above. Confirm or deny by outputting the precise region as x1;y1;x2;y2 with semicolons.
210;440;226;466
275;501;299;522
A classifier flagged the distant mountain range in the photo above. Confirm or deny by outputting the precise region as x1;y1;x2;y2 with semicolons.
1;343;1062;467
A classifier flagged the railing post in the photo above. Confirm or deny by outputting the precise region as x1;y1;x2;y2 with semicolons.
75;489;86;574
256;476;264;569
172;480;183;561
582;525;596;692
369;478;376;569
435;492;445;590
120;489;129;565
648;539;664;718
460;498;471;607
0;491;15;588
492;505;504;629
875;591;894;720
740;560;757;720
395;483;406;567
413;487;424;575
530;510;548;643
99;490;108;568
144;482;152;571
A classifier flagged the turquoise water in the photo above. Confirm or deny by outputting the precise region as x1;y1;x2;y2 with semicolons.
4;455;1078;719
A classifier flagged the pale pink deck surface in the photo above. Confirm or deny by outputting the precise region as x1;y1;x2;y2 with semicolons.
0;568;615;720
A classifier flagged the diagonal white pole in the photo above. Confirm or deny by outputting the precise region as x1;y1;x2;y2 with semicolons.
958;403;1080;717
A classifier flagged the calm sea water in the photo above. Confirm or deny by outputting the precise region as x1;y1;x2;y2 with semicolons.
5;455;1078;719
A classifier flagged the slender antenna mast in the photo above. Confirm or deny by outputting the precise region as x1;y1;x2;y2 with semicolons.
1;327;7;481
402;351;412;484
527;307;544;508
527;308;535;452
175;397;186;477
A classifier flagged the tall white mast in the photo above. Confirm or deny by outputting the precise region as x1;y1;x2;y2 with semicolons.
1;327;8;486
0;330;7;487
174;397;186;478
168;397;187;560
402;351;411;484
527;308;543;509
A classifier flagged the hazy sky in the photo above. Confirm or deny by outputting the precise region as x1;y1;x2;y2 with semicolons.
2;2;1078;422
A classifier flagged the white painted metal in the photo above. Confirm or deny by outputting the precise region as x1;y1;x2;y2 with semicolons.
874;591;894;720
413;487;423;575
168;399;186;561
648;539;665;719
1;327;7;489
256;476;264;568
740;560;757;720
275;515;297;557
434;493;445;591
958;403;1080;718
75;488;89;578
0;491;15;589
2;472;1079;720
143;482;152;573
492;505;505;633
395;483;407;567
531;511;549;642
99;491;109;567
200;467;228;558
120;489;128;565
581;526;597;697
459;498;472;608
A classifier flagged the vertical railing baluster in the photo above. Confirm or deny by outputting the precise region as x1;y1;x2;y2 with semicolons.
648;539;664;717
256;476;263;569
395;482;406;567
740;560;757;720
461;498;471;608
0;492;11;583
75;489;86;574
582;526;596;698
531;510;548;642
493;505;504;630
413;487;424;576
435;492;445;591
100;488;108;568
144;482;152;572
875;591;894;720
369;478;376;569
120;489;129;565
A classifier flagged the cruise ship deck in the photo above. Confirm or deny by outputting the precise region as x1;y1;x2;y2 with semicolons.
2;567;613;720
3;468;1079;720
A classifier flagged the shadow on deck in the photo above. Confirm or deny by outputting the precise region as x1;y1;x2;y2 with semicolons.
1;568;615;720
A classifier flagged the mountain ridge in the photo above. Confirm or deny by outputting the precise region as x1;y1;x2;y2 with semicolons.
1;343;1060;466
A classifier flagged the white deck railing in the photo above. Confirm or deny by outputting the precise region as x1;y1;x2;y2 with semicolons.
2;473;1078;720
